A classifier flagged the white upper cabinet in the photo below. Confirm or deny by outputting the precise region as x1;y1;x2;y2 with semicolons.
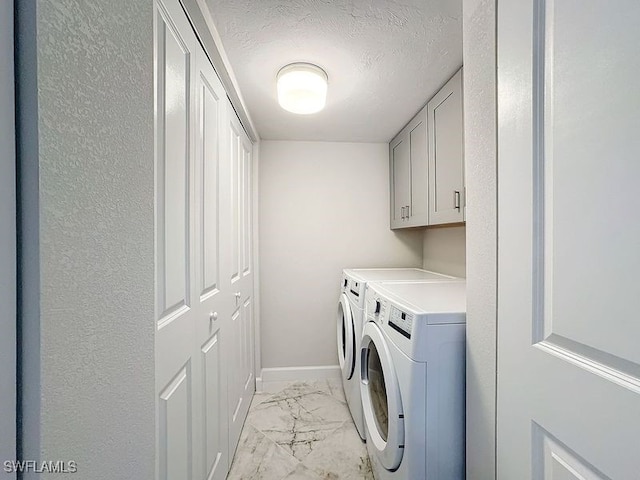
390;132;410;228
389;68;464;229
389;108;428;229
409;115;429;226
428;69;464;225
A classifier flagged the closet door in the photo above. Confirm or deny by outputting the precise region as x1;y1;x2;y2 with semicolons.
192;41;230;480
154;1;199;478
155;1;231;479
226;103;255;457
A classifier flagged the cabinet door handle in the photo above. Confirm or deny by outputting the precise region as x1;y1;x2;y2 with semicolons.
454;191;461;211
401;206;405;219
406;205;410;218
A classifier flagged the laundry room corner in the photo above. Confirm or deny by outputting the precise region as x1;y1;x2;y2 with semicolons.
256;140;424;388
422;225;467;278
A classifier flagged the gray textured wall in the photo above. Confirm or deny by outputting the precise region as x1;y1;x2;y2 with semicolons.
463;0;497;478
1;1;16;478
18;1;156;478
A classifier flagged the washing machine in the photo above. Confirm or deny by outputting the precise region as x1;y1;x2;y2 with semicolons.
359;281;466;479
337;268;457;441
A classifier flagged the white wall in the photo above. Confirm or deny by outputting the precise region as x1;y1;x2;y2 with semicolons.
463;0;497;478
0;1;16;477
259;141;423;370
17;1;156;478
422;226;467;277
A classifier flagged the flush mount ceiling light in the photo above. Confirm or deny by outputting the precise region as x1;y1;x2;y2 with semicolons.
277;63;328;115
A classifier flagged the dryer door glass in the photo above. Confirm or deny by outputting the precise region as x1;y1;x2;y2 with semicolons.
367;341;389;441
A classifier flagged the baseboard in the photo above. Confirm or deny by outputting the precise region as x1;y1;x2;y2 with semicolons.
256;365;341;393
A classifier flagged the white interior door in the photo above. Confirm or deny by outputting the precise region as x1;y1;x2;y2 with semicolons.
497;1;640;478
192;37;230;480
226;104;255;457
154;1;198;477
1;0;16;475
155;1;231;478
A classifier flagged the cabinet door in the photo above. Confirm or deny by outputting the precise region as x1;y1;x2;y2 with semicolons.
428;69;465;225
406;110;428;227
390;134;411;229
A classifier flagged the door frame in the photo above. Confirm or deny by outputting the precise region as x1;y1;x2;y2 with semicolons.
1;0;17;475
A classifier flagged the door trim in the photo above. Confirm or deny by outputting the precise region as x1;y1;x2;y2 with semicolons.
252;142;261;383
179;0;258;142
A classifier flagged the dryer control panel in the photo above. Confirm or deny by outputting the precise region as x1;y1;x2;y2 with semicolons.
364;289;387;322
389;306;413;339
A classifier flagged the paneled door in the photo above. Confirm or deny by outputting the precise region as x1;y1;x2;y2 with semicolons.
191;36;230;480
225;104;255;457
154;0;230;478
154;1;197;476
497;1;640;478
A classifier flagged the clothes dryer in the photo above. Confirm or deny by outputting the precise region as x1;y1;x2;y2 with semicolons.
360;281;466;479
337;268;457;441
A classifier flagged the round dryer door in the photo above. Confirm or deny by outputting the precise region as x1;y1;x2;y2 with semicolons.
337;293;356;380
360;321;404;471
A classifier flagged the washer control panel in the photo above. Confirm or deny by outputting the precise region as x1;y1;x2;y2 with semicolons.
388;306;413;339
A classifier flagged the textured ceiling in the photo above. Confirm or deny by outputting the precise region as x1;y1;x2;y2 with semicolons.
205;0;462;142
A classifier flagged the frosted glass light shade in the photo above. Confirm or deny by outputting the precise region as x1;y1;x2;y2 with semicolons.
277;63;328;114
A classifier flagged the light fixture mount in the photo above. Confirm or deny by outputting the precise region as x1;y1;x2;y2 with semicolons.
276;62;328;115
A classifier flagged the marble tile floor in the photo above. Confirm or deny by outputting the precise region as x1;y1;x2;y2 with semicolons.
228;380;374;480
